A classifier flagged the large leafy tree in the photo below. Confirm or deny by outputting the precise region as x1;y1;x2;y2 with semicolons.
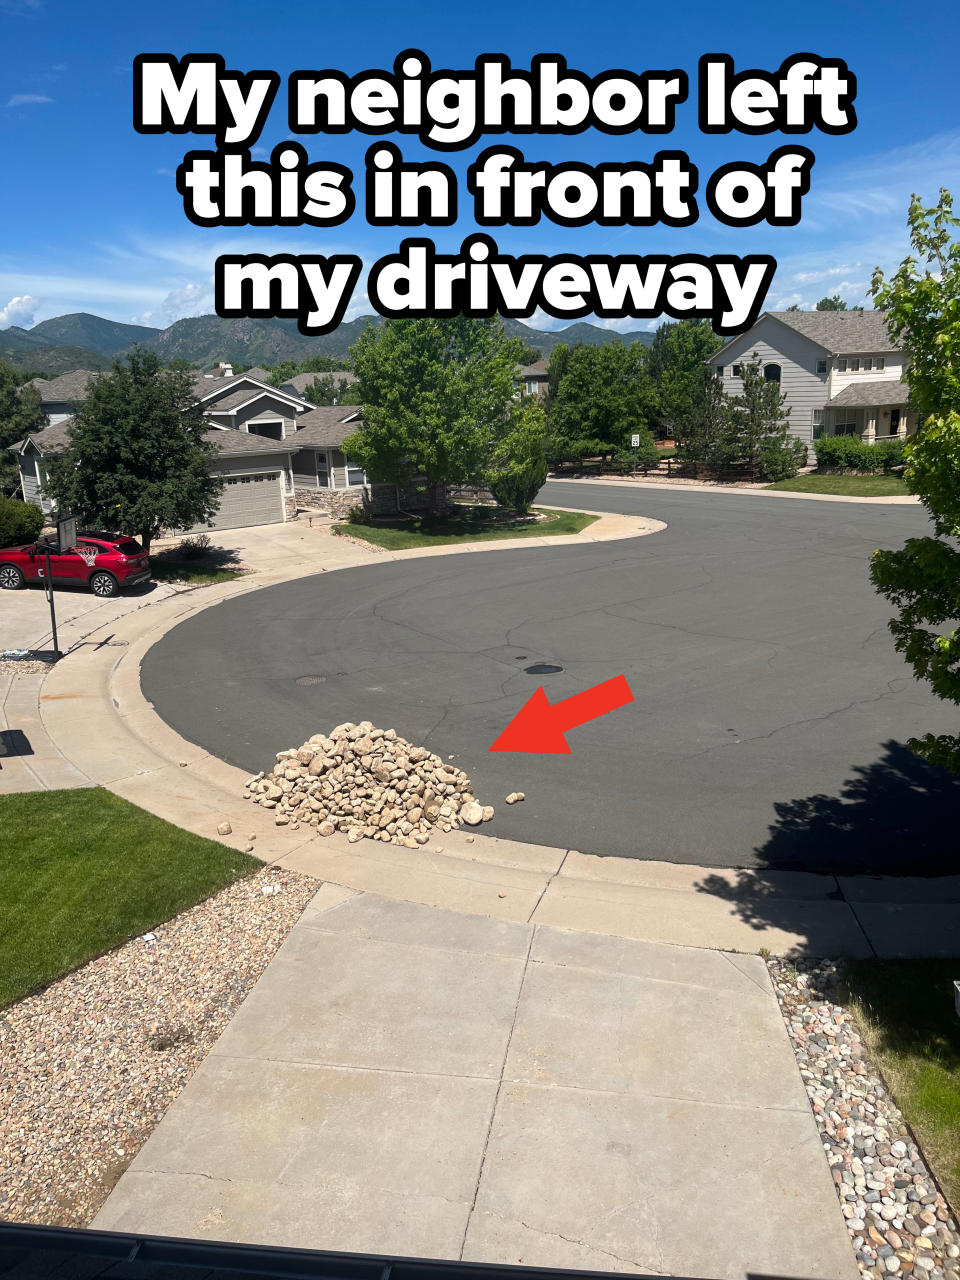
0;360;46;497
266;354;353;386
45;350;221;551
815;296;849;311
869;188;960;774
342;317;522;509
487;396;548;514
646;320;724;440
301;374;357;406
547;340;656;465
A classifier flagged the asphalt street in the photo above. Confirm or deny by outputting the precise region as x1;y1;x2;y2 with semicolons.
141;481;959;872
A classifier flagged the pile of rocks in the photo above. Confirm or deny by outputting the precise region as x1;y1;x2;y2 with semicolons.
243;722;494;847
766;957;960;1280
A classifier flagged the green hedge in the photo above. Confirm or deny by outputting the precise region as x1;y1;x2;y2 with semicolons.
814;436;907;473
0;496;43;547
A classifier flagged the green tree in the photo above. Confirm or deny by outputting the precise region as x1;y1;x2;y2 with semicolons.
728;360;807;479
675;368;736;471
869;188;960;773
815;295;849;310
0;360;46;497
647;320;724;440
45;350;221;552
301;374;358;406
342;317;523;510
547;341;656;467
266;354;353;387
487;396;548;513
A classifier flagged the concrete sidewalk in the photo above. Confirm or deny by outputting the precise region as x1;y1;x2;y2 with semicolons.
94;887;857;1280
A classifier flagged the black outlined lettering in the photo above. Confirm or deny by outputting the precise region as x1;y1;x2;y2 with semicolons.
289;50;688;151
366;236;776;333
706;146;814;227
698;53;856;134
178;143;354;227
134;53;280;148
365;142;457;226
467;145;698;227
215;254;363;334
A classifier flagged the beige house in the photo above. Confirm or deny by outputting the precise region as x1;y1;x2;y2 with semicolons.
707;310;917;454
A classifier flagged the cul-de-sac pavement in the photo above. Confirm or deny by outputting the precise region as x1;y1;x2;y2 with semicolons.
142;479;957;874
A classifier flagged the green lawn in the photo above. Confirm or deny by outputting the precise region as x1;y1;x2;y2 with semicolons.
0;788;258;1007
334;504;598;550
841;958;960;1211
149;559;246;585
765;473;910;497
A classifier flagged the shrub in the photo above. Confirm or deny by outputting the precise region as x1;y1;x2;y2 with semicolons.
177;532;212;559
0;496;44;547
759;436;808;481
814;436;907;473
346;503;374;525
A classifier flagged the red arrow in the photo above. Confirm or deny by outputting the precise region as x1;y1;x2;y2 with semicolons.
489;674;634;754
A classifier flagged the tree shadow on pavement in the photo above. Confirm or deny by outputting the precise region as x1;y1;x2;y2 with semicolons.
749;740;960;877
694;741;960;953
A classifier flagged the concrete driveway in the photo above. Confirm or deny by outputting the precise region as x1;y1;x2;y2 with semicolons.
140;481;957;873
94;887;856;1280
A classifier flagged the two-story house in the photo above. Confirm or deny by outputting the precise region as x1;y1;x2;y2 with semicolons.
706;310;916;455
9;364;400;530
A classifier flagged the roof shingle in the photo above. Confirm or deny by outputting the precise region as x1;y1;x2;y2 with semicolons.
826;379;911;408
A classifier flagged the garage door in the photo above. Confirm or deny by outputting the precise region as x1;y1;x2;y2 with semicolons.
195;471;285;532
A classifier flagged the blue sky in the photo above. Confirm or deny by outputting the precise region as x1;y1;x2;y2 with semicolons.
2;0;959;334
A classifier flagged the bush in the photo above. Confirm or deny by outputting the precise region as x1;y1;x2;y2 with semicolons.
814;436;907;473
346;503;374;525
0;496;44;547
177;532;212;559
758;436;808;481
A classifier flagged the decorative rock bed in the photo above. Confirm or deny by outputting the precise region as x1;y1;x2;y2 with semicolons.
243;721;495;846
766;956;960;1280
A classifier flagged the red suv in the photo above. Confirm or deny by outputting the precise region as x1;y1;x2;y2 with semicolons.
0;531;151;597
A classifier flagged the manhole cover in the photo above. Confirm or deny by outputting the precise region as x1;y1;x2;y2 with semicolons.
524;663;563;675
294;674;326;686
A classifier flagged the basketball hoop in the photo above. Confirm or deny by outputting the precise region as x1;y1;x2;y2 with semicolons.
76;545;99;568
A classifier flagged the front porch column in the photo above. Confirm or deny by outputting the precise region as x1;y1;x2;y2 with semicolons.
864;410;877;443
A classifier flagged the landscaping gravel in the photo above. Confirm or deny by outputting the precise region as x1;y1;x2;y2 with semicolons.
766;956;960;1280
0;865;319;1227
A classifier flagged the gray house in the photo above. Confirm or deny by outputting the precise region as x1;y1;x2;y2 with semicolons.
10;364;426;530
707;310;917;454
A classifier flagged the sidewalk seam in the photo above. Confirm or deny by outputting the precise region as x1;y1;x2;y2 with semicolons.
458;927;536;1259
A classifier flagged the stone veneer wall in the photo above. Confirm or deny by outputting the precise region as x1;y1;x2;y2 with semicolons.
293;481;450;519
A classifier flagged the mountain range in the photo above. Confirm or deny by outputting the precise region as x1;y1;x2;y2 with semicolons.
1;311;654;376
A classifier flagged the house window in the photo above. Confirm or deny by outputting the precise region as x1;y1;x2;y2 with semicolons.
838;358;847;372
876;356;885;371
862;358;872;372
764;363;781;383
816;359;827;375
812;409;826;439
716;365;724;378
731;364;741;377
834;422;858;436
346;459;366;487
248;420;284;440
849;358;860;372
317;451;329;488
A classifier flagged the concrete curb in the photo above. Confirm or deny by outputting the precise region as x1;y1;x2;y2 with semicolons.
547;474;921;504
17;507;960;959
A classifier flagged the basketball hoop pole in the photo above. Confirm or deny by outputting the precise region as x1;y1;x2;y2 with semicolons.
44;546;60;659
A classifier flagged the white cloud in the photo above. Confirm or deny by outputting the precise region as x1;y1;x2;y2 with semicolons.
156;168;176;178
0;294;39;326
6;93;53;107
